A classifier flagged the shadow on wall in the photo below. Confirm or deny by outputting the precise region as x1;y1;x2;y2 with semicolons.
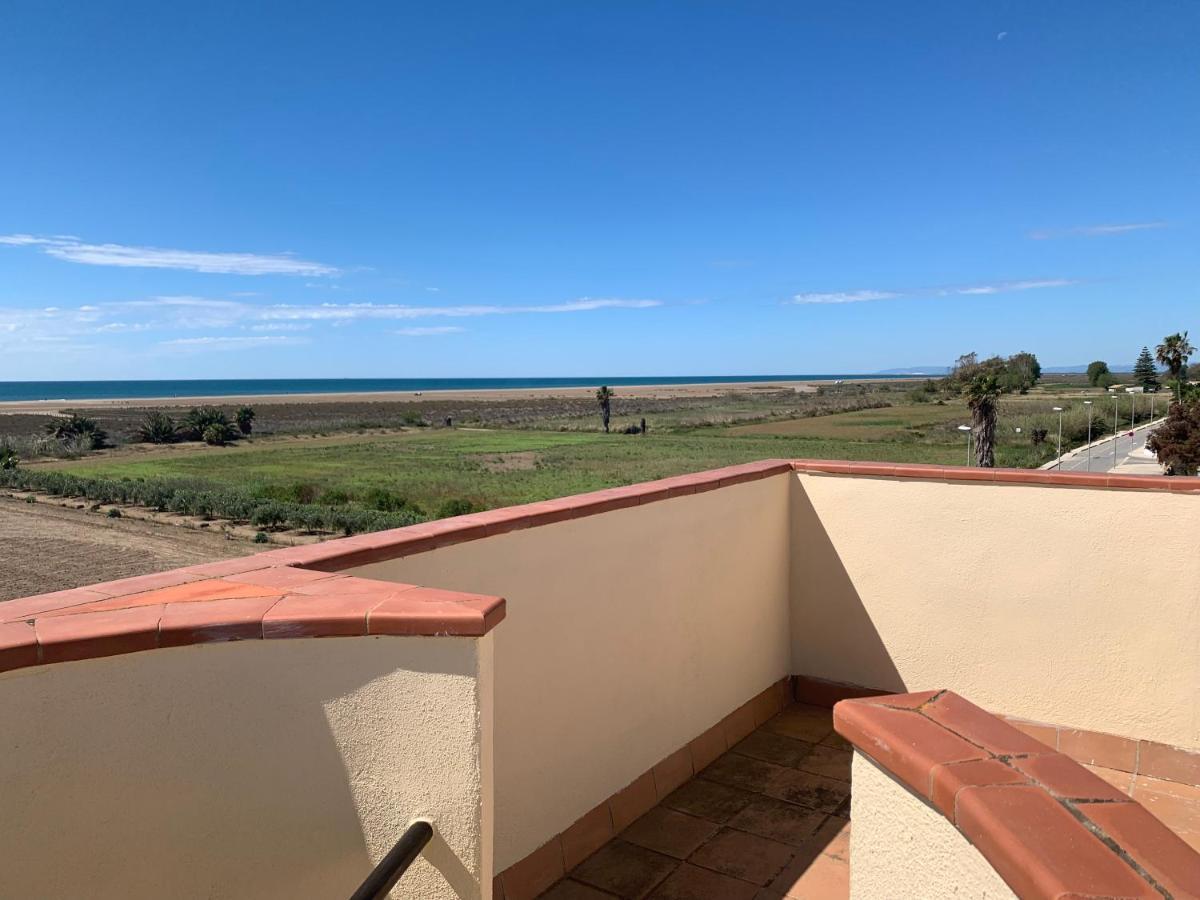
0;639;475;900
789;478;906;693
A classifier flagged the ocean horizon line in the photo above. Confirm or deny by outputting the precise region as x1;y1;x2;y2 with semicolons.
0;374;914;404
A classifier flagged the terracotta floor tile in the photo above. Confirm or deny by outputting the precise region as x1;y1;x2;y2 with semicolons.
687;827;795;886
793;747;850;782
764;849;848;900
734;731;814;768
622;808;720;860
764;706;834;743
646;863;759;900
538;880;619;900
728;798;825;847
571;840;678;899
663;779;757;824
763;769;850;814
1084;764;1134;795
701;752;791;795
1132;775;1200;850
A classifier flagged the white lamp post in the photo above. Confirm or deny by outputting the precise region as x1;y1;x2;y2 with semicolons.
1083;401;1093;471
958;424;972;466
1113;395;1120;468
1053;407;1064;465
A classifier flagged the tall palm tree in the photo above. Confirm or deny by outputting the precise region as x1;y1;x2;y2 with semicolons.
596;385;614;433
1156;331;1194;401
964;374;1000;467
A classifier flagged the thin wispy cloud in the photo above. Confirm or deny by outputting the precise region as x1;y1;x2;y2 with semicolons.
789;279;1076;305
0;234;339;276
0;295;662;352
394;326;464;336
1028;222;1166;240
159;335;310;351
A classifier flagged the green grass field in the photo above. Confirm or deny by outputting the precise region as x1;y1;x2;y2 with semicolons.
50;427;972;513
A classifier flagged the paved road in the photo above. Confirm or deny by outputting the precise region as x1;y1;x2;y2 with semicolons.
1051;420;1160;474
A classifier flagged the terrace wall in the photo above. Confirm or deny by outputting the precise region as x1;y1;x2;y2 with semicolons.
790;469;1200;749
0;635;493;900
345;473;794;870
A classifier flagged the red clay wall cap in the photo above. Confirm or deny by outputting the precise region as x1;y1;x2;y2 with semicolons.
793;459;1200;494
835;690;1200;899
0;562;504;675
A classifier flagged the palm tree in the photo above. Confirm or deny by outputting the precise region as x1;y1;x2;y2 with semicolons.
964;374;1000;467
1156;332;1194;402
596;386;614;433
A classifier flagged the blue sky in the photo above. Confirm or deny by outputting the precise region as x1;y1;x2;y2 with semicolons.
1;1;1196;380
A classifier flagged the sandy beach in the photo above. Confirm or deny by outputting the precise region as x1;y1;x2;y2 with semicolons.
0;377;913;415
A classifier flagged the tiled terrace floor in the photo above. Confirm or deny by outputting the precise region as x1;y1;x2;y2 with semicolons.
1086;764;1200;853
539;704;851;900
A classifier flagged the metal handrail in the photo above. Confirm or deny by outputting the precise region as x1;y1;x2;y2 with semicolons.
349;819;434;900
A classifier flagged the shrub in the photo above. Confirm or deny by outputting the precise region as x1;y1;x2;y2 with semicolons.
362;486;416;513
180;406;236;442
250;502;288;529
0;443;18;470
134;412;178;444
236;406;256;435
435;498;478;518
202;423;235;446
44;414;107;449
254;531;269;544
106;508;121;518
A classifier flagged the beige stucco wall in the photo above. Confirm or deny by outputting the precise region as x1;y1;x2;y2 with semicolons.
792;473;1200;748
348;474;793;870
849;752;1017;899
0;635;492;900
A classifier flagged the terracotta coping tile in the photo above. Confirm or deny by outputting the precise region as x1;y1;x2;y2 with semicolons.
0;587;109;623
158;595;282;647
35;604;164;665
845;461;896;478
0;622;38;672
836;690;1200;899
1003;717;1059;749
262;591;393;639
85;570;204;597
853;688;941;710
834;700;986;797
368;590;505;636
178;557;275;578
1081;799;1200;899
930;758;1030;821
956;785;1157;899
1011;753;1131;803
223;566;339;589
37;579;284;617
922;691;1050;756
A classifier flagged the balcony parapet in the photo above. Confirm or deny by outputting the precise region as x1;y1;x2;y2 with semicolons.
835;690;1200;899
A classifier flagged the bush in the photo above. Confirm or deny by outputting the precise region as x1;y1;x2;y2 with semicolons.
435;498;478;518
106;508;121;518
180;406;236;442
133;412;178;444
44;414;107;450
250;502;288;529
236;406;256;435
202;423;235;446
254;531;269;544
362;486;418;513
0;443;19;470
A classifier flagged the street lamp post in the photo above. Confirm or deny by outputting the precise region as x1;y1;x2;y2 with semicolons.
1053;407;1064;466
1083;401;1093;471
958;424;971;466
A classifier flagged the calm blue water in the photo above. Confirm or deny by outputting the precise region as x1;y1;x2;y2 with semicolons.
0;375;904;403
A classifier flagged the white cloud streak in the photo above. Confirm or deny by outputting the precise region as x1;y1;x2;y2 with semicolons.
1028;222;1166;240
159;335;310;351
789;279;1076;305
0;234;339;276
394;326;465;336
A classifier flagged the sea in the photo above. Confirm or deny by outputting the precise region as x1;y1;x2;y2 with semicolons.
0;375;906;403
